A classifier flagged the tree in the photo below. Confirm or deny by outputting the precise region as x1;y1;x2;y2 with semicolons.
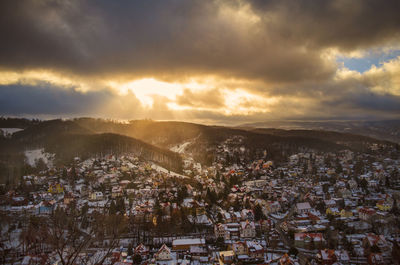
341;235;353;253
360;178;368;191
370;244;380;253
132;254;142;264
42;206;126;265
44;207;92;265
216;237;225;250
232;197;241;211
254;204;265;221
354;160;364;175
35;158;47;172
322;183;329;194
60;167;68;179
288;246;298;257
207;188;217;204
127;243;134;256
316;201;326;214
109;200;117;215
177;186;188;204
336;159;343;174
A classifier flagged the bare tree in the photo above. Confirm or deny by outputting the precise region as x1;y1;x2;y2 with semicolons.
45;207;92;265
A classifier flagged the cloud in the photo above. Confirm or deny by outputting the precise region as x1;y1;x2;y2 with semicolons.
0;83;106;115
0;0;336;83
247;0;400;51
0;0;399;122
0;82;144;118
176;88;225;109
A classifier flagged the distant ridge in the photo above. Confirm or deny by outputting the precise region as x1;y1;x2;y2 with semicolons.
239;120;400;143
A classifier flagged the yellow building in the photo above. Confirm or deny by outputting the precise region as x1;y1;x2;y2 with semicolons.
376;201;392;211
326;208;340;216
340;209;353;218
48;183;64;194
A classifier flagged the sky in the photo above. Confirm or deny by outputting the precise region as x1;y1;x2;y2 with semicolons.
0;0;400;125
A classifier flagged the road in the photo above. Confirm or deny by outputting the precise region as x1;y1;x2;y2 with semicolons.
271;189;314;265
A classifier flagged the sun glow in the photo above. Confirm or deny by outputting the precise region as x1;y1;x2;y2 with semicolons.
109;78;216;107
112;78;182;107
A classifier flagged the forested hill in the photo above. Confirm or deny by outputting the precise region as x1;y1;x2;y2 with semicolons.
0;119;183;174
1;118;398;175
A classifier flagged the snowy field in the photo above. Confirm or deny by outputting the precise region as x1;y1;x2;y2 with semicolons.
24;148;55;167
0;128;23;137
151;164;188;179
170;141;192;154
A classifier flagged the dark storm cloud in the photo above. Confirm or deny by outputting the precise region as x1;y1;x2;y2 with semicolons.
323;91;400;113
248;0;400;51
0;0;357;82
0;0;400;121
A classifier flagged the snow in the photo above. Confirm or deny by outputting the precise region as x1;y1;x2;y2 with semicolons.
270;212;288;219
172;238;205;246
0;128;23;137
24;148;55;167
170;141;192;154
151;163;188;178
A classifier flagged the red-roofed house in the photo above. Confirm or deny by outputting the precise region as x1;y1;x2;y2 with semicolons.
358;208;376;221
154;244;171;261
295;233;324;249
316;249;336;265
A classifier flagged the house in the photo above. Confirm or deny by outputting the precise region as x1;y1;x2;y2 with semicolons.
358;208;376;221
225;223;241;240
245;241;264;260
215;223;228;240
367;253;384;265
134;243;149;259
295;233;324;249
316;249;336;265
190;246;208;259
89;191;104;201
154;244;171;261
335;250;350;264
241;209;254;221
63;193;74;205
37;201;55;215
376;200;392;211
340;209;353;218
259;219;272;231
363;234;390;255
296;202;311;214
326;207;340;216
324;199;336;208
111;186;123;198
240;221;256;238
172;238;205;251
339;188;352;199
231;241;247;256
269;201;281;213
219;250;235;265
48;183;63;194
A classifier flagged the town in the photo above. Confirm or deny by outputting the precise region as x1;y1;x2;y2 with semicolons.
1;134;399;265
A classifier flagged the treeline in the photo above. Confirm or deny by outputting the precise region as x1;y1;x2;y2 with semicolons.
0;117;40;129
45;133;183;173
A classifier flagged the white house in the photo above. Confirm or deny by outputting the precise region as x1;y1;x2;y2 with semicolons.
155;244;171;261
89;191;104;201
240;221;256;238
296;202;311;214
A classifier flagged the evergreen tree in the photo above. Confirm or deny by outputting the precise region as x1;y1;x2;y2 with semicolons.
127;243;134;256
132;254;142;264
254;204;264;221
109;200;117;215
